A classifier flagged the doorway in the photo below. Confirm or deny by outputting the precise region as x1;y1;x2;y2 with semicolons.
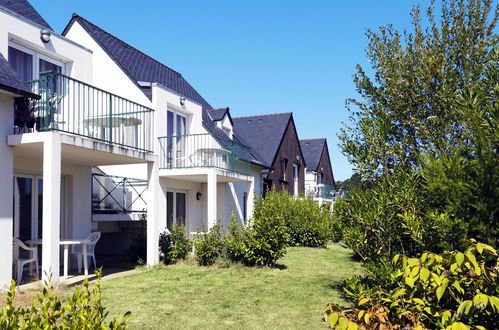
166;191;186;230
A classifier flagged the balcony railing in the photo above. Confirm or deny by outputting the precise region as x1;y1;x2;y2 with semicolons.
17;71;154;151
304;180;346;200
158;133;252;175
92;173;147;214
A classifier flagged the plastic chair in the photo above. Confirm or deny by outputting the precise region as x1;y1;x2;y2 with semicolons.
12;238;39;284
71;232;101;273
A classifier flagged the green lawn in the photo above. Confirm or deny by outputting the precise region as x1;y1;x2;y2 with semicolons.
101;245;362;329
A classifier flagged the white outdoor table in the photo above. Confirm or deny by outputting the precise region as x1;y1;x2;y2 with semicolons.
25;239;92;278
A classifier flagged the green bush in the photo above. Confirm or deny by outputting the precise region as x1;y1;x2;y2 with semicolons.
194;224;224;266
159;224;190;264
0;270;130;329
241;195;289;266
325;240;499;329
225;214;246;263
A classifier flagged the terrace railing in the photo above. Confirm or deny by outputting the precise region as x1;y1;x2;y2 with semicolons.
21;71;154;151
304;180;342;200
158;133;252;176
92;173;148;214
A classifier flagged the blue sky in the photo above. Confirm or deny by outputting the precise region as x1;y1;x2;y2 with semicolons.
31;0;432;180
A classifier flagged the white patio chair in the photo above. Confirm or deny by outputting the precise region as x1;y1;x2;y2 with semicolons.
71;232;101;273
12;238;39;284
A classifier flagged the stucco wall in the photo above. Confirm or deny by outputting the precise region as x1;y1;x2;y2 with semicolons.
0;10;93;82
0;93;14;289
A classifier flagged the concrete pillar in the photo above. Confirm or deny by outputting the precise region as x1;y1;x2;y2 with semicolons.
247;177;255;222
207;170;217;229
42;133;61;283
0;96;14;290
146;161;160;266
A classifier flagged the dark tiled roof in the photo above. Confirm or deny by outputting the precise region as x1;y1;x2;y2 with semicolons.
207;108;229;121
0;52;39;99
233;113;293;167
300;138;326;171
62;14;212;110
0;0;51;30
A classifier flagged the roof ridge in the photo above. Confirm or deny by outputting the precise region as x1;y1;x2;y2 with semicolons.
233;112;292;120
71;13;182;77
207;107;229;112
300;138;326;142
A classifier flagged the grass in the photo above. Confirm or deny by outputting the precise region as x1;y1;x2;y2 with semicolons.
101;244;362;329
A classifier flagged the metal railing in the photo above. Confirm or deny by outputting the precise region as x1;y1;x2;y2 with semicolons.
158;133;252;175
92;173;148;214
304;180;346;200
22;71;154;151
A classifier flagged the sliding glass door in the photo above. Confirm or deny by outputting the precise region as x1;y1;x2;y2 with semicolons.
166;110;187;168
166;191;186;230
13;175;65;241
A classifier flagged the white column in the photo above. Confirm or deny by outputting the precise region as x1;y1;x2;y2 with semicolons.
0;131;13;289
42;133;61;283
207;170;217;229
247;177;255;222
147;161;160;266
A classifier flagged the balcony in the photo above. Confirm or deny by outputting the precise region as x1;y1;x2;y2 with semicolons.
15;71;154;152
158;133;252;176
304;181;343;200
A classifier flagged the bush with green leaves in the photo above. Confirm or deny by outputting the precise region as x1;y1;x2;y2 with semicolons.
194;224;224;266
241;195;289;266
325;240;498;329
159;224;190;264
225;214;246;263
0;270;130;329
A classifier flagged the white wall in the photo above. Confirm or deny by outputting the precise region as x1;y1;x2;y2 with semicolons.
0;93;14;289
0;9;93;83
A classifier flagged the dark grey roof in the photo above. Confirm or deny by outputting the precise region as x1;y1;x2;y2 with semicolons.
0;52;39;99
62;14;212;110
0;0;51;30
300;138;326;171
208;108;229;121
233;113;294;167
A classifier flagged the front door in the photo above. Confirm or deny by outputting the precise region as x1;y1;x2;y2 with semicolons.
166;191;186;230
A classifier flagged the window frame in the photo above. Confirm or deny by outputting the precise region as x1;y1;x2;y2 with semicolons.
8;42;65;80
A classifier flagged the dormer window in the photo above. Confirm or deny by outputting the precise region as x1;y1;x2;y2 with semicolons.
222;127;231;137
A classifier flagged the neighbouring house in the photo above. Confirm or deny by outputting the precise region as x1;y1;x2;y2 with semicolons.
233;113;306;197
0;0;157;288
300;138;336;203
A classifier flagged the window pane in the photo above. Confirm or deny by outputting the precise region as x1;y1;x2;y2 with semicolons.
167;192;174;230
13;177;33;240
8;47;33;81
39;59;62;74
176;193;186;227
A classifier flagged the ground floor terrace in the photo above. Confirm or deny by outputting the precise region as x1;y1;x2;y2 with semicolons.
0;130;157;289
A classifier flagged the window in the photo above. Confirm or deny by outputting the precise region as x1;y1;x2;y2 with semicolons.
317;173;323;185
280;158;288;181
8;44;63;81
166;191;186;230
166;110;187;167
243;192;248;225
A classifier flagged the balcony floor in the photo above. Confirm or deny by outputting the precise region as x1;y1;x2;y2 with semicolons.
159;167;252;183
8;131;154;166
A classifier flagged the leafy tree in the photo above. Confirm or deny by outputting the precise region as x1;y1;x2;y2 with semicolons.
335;173;371;192
340;0;498;178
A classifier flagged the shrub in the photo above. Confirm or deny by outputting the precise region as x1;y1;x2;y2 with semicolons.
241;195;288;266
324;240;499;329
159;224;190;264
225;214;246;263
194;224;224;266
287;197;335;247
0;270;130;329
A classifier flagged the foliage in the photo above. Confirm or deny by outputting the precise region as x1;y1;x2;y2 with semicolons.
194;224;224;266
325;240;498;329
333;170;451;262
0;270;130;329
159;224;190;264
225;214;246;263
335;173;371;193
241;193;289;266
339;0;498;177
